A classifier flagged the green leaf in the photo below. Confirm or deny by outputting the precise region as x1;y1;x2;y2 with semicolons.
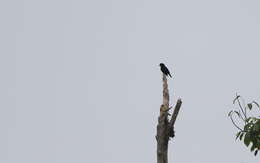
255;119;260;129
236;131;241;140
251;143;256;151
244;123;250;131
253;123;260;132
239;133;244;140
248;103;253;110
246;118;251;123
244;133;251;147
254;150;258;156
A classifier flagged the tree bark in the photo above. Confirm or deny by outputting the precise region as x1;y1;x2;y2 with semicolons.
156;74;182;163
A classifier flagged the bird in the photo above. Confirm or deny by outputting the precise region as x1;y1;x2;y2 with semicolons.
159;63;172;78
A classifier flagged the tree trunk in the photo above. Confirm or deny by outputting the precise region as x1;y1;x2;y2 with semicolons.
156;74;182;163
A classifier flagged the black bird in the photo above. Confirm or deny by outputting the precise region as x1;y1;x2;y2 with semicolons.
159;63;172;78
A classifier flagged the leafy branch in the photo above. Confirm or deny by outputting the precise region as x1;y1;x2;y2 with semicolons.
228;94;260;156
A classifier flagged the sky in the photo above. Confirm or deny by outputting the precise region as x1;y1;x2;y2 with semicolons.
1;0;260;163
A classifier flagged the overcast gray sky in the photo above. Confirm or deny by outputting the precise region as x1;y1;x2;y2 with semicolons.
1;0;260;163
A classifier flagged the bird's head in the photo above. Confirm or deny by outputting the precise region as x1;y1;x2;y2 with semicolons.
159;63;164;67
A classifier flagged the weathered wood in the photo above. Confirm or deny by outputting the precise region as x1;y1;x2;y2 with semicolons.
169;99;182;127
156;74;182;163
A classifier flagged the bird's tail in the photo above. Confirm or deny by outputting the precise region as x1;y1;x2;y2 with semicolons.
169;73;172;78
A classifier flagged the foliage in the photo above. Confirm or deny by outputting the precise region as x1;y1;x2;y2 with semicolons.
228;94;260;156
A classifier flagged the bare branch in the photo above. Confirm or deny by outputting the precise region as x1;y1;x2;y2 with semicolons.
229;112;243;131
156;73;182;163
169;99;182;128
235;94;247;121
162;74;169;109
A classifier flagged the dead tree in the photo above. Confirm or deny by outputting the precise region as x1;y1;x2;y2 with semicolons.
156;74;182;163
